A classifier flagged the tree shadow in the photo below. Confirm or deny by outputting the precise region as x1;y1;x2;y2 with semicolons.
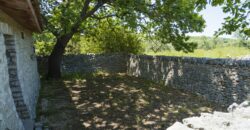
210;65;250;105
36;78;84;130
37;72;224;130
128;55;250;107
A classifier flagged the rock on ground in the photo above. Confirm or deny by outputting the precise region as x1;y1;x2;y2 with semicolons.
167;101;250;130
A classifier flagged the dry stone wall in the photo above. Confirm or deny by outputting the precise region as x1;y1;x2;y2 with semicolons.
62;54;128;73
38;54;128;74
39;54;250;106
127;55;250;106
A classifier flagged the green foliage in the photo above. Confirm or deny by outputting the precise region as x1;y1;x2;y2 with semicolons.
196;0;250;37
79;37;102;54
145;36;250;58
34;32;55;56
40;0;208;54
143;34;175;53
35;41;55;56
238;40;250;49
84;22;144;54
34;21;144;55
146;46;250;58
180;36;248;50
218;0;250;37
64;35;82;55
199;36;215;50
38;0;250;56
234;31;250;48
34;32;83;56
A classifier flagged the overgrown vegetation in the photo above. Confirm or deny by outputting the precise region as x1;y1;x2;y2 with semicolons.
145;36;250;58
147;46;250;58
38;0;250;78
35;34;250;58
82;21;145;54
34;21;144;56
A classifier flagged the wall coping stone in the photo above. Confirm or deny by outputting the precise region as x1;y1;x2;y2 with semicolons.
129;54;250;67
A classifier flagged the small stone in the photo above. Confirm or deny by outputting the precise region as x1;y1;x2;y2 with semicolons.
227;103;238;112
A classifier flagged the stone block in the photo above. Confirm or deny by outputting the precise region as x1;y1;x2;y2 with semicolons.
167;122;193;130
167;101;250;130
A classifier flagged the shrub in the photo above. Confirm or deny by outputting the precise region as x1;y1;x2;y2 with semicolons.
34;23;144;56
85;22;144;54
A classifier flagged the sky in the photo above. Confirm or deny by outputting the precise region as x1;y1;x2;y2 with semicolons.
189;5;233;38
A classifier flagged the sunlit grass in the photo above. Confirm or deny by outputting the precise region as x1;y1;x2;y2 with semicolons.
146;47;250;58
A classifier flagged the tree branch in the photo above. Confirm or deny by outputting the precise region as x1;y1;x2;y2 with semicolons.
70;0;106;33
91;14;117;20
59;0;114;39
80;0;91;18
84;0;106;18
42;15;59;36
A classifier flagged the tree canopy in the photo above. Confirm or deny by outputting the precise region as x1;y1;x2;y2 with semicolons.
39;0;250;78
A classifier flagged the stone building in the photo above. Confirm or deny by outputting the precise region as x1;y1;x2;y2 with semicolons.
0;0;42;129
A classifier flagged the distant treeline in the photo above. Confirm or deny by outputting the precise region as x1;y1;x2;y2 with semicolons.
145;36;250;53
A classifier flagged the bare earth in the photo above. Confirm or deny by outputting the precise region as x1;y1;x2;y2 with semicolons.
36;72;224;130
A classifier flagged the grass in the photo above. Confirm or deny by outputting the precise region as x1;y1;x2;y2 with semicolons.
36;72;225;130
146;46;250;58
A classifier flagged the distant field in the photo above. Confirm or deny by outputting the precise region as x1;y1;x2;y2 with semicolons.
146;47;250;58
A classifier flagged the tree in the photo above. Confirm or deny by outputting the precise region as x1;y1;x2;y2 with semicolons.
40;0;249;79
215;0;250;37
234;30;250;48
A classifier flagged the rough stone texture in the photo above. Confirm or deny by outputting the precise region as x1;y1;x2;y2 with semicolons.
0;32;24;130
167;122;193;130
62;54;127;73
38;54;128;74
38;54;250;107
127;55;250;106
5;35;30;120
167;101;250;130
0;9;40;129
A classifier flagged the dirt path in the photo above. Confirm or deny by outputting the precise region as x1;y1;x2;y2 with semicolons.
36;72;224;130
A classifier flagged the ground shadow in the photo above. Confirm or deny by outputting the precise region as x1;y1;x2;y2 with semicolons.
37;72;224;130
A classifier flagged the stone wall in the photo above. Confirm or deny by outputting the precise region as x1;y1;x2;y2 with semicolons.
5;35;30;119
62;54;127;73
127;55;250;106
38;54;128;74
0;31;24;130
39;54;250;106
0;9;40;129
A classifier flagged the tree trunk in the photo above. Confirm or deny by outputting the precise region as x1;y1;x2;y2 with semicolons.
47;34;73;79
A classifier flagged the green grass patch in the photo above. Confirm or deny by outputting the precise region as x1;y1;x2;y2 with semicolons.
146;46;250;58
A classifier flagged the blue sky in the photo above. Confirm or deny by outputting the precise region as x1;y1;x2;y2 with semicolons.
189;5;233;38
